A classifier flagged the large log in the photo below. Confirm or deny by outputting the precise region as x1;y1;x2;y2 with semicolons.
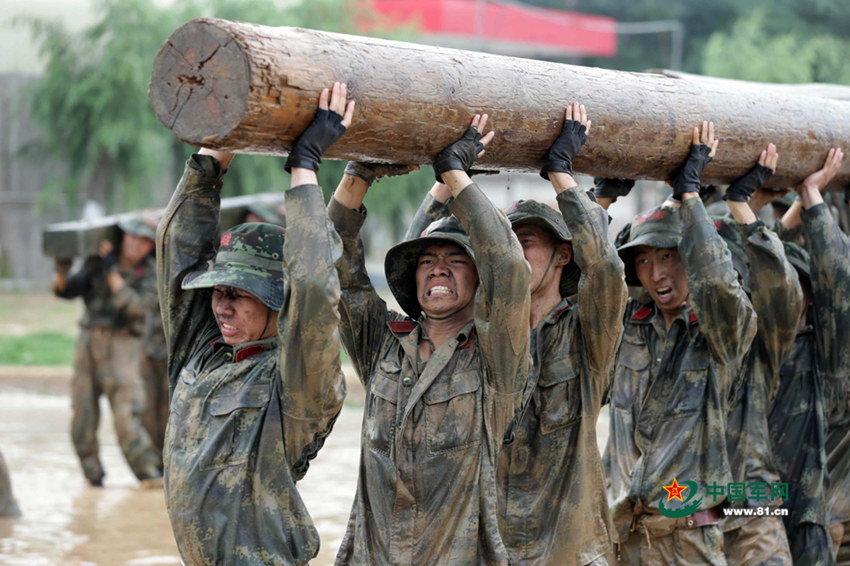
149;18;850;189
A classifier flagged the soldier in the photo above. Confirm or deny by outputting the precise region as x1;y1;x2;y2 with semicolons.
328;114;531;564
53;216;163;487
0;448;21;517
714;144;799;565
605;121;757;564
157;82;349;565
772;148;848;565
400;103;627;565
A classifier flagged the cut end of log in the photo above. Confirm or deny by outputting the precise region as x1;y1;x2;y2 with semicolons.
149;18;250;145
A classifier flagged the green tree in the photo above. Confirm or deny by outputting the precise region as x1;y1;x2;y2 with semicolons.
19;0;427;237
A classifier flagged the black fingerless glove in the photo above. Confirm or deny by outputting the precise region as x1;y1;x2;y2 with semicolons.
433;126;484;183
670;144;713;199
54;258;73;275
102;252;118;272
285;108;347;173
344;162;416;185
593;177;635;201
540;120;587;180
723;163;773;202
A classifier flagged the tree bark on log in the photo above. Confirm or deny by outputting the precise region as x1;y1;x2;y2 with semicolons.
149;18;850;189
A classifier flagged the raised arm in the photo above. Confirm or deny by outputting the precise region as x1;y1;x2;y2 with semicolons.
677;123;757;374
404;181;453;241
727;144;802;383
156;149;228;388
797;149;850;379
436;114;531;448
277;83;352;477
548;103;627;395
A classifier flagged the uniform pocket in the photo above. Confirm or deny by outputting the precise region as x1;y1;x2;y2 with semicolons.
664;355;710;417
366;363;400;457
612;339;650;410
424;370;481;454
536;357;582;434
201;382;271;470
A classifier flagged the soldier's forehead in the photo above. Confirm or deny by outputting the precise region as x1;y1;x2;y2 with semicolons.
420;243;467;256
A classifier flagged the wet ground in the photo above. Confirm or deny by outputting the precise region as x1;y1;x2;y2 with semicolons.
0;369;609;565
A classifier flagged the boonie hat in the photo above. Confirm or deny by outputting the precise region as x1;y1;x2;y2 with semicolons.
385;216;475;319
118;217;157;241
617;205;682;286
181;222;286;311
504;200;581;297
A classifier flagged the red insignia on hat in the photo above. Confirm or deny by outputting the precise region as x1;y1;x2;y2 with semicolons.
220;233;232;247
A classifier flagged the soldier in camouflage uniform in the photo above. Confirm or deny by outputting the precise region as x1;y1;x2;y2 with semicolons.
328;113;531;564
605;122;757;565
401;103;627;565
772;147;848;565
0;448;21;517
157;83;350;565
53;216;163;486
712;144;798;565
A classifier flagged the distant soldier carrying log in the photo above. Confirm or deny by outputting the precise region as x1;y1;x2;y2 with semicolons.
328;113;530;563
53;218;163;487
157;83;349;565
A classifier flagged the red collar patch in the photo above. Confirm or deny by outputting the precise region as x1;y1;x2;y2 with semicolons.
632;305;653;321
689;312;698;324
235;344;264;362
389;321;416;334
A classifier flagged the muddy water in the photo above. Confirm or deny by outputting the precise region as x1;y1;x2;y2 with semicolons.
0;381;609;565
0;385;363;565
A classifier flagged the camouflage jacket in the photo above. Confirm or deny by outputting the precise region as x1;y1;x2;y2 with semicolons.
493;188;626;565
803;204;850;524
55;253;156;335
157;155;345;566
327;183;531;565
723;220;802;525
607;197;757;542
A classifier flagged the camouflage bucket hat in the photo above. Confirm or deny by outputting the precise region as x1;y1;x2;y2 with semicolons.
617;205;682;286
385;216;475;319
181;222;287;311
118;217;157;241
782;240;811;283
712;215;750;291
504;199;581;297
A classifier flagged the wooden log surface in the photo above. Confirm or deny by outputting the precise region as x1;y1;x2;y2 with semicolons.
149;18;850;189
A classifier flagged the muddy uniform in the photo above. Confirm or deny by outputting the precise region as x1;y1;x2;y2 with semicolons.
328;183;530;565
720;219;799;565
140;268;168;454
55;250;162;485
608;198;757;565
158;154;345;565
495;189;626;566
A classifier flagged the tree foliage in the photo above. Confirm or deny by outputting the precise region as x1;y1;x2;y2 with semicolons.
18;0;427;235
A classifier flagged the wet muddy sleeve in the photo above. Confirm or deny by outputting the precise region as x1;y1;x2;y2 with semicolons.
679;198;757;376
327;197;398;385
739;220;803;386
557;187;627;400
156;154;224;387
802;203;850;379
279;184;346;477
450;183;531;449
403;193;453;241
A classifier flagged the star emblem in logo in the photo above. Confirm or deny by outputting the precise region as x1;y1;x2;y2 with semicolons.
663;478;687;502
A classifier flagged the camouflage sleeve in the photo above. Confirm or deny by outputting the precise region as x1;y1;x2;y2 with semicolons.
278;184;346;477
327;197;402;385
679;198;757;380
54;261;92;299
109;258;158;324
738;220;803;388
449;183;531;451
403;193;453;241
156;154;224;389
774;218;803;244
802;203;850;378
556;187;627;401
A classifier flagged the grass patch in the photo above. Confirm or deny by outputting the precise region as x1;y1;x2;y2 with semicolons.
0;332;76;365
